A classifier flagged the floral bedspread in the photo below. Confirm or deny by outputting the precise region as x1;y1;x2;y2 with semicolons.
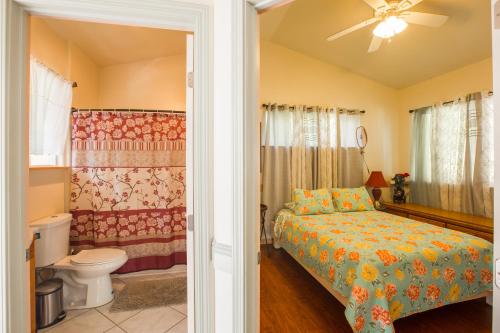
273;210;493;333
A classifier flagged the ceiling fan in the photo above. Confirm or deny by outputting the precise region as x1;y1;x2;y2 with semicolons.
326;0;449;53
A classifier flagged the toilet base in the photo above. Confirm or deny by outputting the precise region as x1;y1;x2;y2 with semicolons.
55;270;115;310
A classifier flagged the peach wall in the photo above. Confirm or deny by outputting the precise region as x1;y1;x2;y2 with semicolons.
98;55;186;110
30;17;100;108
260;41;400;198
69;43;100;108
397;58;493;173
28;17;100;224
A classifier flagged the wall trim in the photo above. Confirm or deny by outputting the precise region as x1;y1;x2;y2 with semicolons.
0;1;214;332
251;0;294;13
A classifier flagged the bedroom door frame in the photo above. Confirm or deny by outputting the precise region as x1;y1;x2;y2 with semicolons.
0;1;214;332
492;0;500;331
236;1;294;332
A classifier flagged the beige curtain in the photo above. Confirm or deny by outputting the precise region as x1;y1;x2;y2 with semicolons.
410;92;494;217
261;106;363;239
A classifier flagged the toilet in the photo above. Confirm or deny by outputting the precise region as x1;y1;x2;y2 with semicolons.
30;213;128;310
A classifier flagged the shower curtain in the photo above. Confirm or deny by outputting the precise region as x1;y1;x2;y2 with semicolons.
69;110;186;273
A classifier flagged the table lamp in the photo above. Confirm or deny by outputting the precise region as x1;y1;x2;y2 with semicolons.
365;171;388;206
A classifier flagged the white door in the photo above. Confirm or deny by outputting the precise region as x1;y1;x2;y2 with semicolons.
493;0;500;331
185;33;195;333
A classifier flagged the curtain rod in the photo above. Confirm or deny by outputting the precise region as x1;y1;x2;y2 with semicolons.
261;103;366;114
71;108;185;114
409;91;493;114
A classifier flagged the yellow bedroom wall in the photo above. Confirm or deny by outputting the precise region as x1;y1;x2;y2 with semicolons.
28;17;100;224
98;54;186;111
397;58;493;173
260;41;400;195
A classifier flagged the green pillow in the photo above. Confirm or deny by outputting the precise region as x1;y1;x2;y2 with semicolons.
331;187;374;212
292;188;335;215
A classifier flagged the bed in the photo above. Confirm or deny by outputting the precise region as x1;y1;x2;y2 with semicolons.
273;209;493;333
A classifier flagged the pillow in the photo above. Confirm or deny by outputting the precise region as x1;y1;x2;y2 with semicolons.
292;188;335;216
284;202;296;210
331;187;374;212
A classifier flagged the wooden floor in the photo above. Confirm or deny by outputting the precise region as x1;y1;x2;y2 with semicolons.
260;245;492;333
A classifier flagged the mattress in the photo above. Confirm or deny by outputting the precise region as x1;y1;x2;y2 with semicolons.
273;209;493;333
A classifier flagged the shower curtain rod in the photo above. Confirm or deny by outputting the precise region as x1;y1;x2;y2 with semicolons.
261;103;366;114
71;108;185;114
408;91;493;114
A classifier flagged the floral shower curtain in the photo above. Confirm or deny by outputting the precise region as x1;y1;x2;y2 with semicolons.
70;111;186;273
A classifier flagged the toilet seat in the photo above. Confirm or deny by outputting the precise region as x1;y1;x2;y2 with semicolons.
71;248;126;266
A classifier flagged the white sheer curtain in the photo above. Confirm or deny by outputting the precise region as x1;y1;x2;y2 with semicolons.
261;105;363;239
30;57;73;166
410;92;494;217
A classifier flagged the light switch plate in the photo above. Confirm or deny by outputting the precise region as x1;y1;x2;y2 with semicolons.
496;1;500;29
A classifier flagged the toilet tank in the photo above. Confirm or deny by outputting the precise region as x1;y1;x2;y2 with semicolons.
30;213;72;268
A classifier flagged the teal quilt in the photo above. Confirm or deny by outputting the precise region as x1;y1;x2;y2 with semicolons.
273;210;493;333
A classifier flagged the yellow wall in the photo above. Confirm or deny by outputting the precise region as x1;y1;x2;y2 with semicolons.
260;41;493;197
98;55;186;110
260;41;400;196
397;58;493;172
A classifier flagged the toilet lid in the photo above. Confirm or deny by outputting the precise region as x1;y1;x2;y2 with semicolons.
71;248;126;266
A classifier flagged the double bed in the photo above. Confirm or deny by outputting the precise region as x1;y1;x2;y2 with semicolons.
273;209;493;333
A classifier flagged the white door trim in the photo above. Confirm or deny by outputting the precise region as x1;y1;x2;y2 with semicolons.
0;1;214;332
492;0;500;331
231;1;260;332
250;0;294;13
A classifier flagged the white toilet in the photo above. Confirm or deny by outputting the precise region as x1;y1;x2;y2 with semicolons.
30;213;128;310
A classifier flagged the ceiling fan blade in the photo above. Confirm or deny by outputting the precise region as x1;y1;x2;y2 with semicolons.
362;0;390;11
327;17;379;42
368;36;383;53
397;0;424;11
403;11;449;27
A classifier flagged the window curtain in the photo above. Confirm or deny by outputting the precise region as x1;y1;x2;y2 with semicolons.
70;111;187;273
410;92;494;217
29;57;73;164
261;106;363;239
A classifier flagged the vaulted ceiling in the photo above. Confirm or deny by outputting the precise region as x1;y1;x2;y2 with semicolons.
260;0;492;88
42;18;187;67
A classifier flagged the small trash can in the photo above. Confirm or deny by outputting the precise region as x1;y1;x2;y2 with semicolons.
36;278;66;329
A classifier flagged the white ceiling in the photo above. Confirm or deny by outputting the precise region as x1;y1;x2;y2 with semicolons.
42;17;188;67
260;0;492;88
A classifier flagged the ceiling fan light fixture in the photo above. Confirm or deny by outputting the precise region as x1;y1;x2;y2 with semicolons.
373;16;408;39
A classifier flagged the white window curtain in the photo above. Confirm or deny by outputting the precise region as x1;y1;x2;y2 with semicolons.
30;57;73;166
410;92;494;217
261;105;363;238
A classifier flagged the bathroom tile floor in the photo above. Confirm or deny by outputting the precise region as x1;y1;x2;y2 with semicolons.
39;267;188;333
39;304;187;333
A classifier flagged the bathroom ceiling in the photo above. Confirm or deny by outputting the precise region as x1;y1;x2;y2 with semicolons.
260;0;492;88
41;17;188;67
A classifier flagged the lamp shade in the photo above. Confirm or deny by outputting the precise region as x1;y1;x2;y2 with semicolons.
365;171;388;188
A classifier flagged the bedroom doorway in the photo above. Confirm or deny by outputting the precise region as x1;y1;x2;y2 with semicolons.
252;0;497;332
0;1;212;333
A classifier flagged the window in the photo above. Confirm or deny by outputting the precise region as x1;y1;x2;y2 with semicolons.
410;92;494;217
261;107;361;148
29;57;73;167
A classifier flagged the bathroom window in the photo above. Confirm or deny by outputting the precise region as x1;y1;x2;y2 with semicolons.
29;57;73;167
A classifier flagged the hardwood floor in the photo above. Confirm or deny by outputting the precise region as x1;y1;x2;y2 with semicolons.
260;245;492;333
